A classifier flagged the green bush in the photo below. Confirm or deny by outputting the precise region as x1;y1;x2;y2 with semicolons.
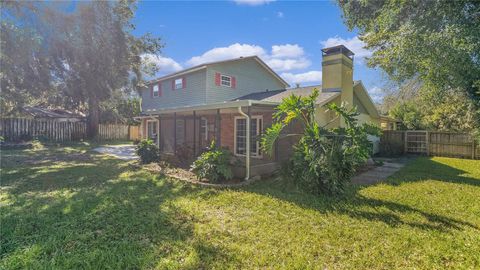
262;89;381;195
136;139;159;164
190;141;233;183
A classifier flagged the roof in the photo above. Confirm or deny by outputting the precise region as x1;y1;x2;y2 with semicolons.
23;106;85;119
148;55;290;87
234;84;340;106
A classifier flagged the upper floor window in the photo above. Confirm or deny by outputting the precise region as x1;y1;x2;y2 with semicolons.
215;72;236;88
174;78;184;90
221;75;231;87
152;84;160;97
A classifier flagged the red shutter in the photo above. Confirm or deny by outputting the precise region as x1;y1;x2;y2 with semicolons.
172;79;175;90
215;72;221;86
182;77;186;88
158;82;162;96
150;84;153;97
231;76;236;89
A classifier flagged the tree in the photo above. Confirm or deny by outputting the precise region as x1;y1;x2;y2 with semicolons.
46;1;162;138
1;1;162;137
338;0;480;108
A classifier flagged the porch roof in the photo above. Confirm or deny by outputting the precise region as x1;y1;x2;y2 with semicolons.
135;99;279;118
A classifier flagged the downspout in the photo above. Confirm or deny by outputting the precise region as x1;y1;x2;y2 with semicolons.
238;103;251;180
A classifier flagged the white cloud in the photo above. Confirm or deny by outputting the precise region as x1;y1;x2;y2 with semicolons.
233;0;275;6
281;71;322;85
276;11;284;18
267;58;311;71
320;36;373;59
186;43;266;66
187;43;310;72
367;86;384;103
271;44;304;58
142;54;183;74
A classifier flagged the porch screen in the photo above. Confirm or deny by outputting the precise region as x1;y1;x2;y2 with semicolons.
235;117;262;156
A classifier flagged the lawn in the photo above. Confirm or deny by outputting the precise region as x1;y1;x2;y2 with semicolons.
1;144;479;269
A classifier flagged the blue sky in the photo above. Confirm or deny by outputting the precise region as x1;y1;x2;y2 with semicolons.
133;0;386;102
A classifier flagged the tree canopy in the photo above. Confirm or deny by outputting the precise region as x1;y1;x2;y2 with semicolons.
338;0;480;106
1;1;162;137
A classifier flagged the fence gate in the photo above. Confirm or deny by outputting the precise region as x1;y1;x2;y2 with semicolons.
405;131;427;154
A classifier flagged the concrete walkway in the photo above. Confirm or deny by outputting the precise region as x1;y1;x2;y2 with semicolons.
352;161;406;185
93;145;138;160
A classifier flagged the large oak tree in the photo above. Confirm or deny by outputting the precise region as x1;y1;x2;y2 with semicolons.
1;1;161;138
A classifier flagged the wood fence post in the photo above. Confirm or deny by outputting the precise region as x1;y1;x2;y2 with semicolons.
426;131;430;156
472;137;475;160
404;131;408;154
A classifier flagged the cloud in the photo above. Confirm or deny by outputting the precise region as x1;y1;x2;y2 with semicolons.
187;43;310;72
271;44;304;58
186;44;266;66
142;54;183;74
233;0;275;6
367;86;385;103
320;36;373;59
281;71;322;85
276;11;284;18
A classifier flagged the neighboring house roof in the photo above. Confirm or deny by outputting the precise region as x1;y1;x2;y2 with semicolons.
235;84;340;106
23;106;85;119
147;55;290;88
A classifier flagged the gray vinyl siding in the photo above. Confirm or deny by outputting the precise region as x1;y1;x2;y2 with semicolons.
141;69;207;112
205;58;286;104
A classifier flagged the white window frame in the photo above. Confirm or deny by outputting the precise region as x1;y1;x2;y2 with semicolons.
220;74;232;87
152;84;160;97
174;78;183;90
200;117;208;140
146;119;159;146
234;115;263;158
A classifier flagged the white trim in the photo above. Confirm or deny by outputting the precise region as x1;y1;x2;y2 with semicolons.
234;115;263;158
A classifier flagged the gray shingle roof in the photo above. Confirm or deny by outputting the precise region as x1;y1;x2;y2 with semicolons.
233;85;340;105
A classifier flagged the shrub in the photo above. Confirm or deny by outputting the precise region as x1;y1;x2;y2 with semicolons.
136;139;159;164
262;89;381;195
190;141;233;183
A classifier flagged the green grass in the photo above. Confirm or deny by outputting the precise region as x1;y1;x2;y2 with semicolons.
1;144;479;269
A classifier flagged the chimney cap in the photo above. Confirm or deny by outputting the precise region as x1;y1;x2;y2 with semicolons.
321;45;354;59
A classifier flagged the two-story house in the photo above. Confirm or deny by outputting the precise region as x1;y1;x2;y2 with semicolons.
136;45;381;179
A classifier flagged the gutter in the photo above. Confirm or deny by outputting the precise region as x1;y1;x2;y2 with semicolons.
237;101;251;180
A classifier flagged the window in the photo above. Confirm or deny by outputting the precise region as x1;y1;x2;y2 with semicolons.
221;75;231;87
200;118;208;140
146;120;158;142
174;78;183;89
234;116;263;157
175;119;185;145
152;84;160;97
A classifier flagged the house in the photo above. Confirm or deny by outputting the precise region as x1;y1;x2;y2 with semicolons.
136;45;381;179
22;106;86;122
379;116;401;130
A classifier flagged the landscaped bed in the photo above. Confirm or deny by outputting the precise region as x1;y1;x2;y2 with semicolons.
1;144;479;269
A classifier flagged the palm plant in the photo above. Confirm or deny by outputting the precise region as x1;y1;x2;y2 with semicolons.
261;88;381;195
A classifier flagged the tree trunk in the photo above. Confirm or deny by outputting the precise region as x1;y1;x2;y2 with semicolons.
87;98;100;139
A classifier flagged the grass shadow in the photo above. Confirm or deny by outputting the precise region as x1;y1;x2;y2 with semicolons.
0;146;234;269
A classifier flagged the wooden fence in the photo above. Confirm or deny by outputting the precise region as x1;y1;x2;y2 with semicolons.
380;130;479;159
0;118;139;142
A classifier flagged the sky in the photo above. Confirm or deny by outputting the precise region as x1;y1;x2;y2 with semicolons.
133;0;387;102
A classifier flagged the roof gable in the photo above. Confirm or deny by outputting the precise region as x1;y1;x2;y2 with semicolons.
353;81;380;118
148;56;289;87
